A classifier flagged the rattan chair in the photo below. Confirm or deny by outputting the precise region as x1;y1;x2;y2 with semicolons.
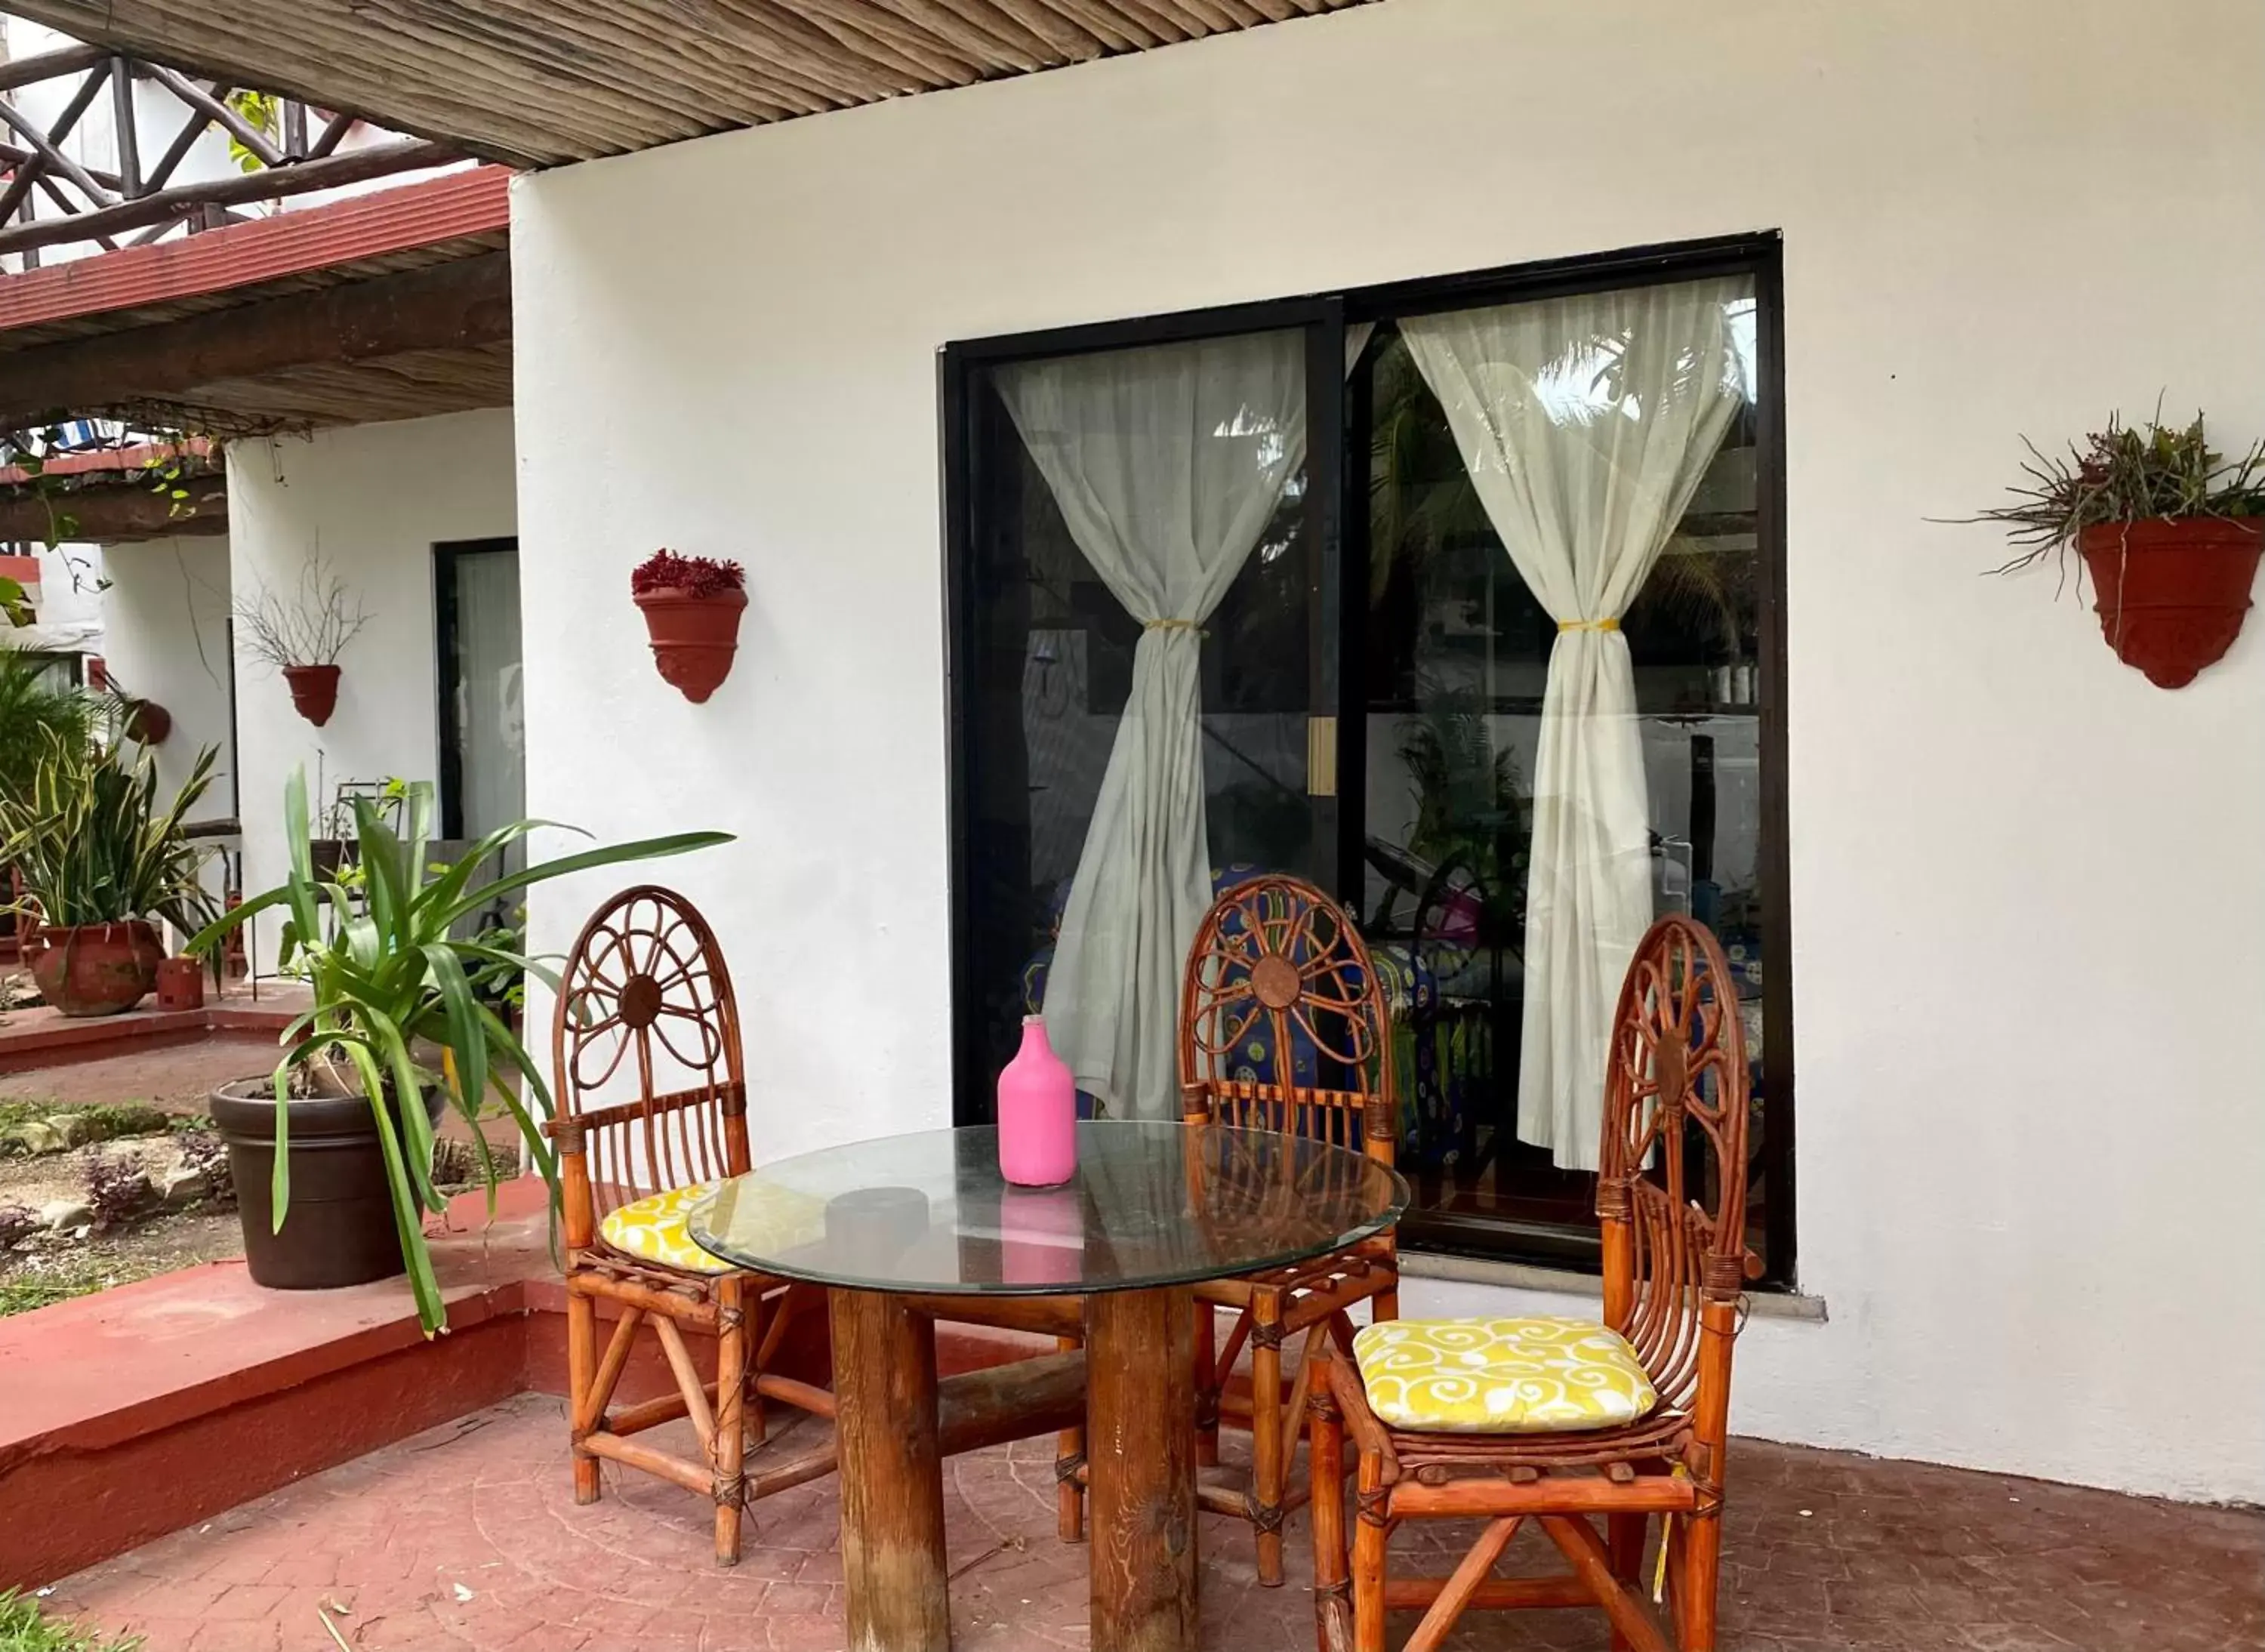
1308;914;1756;1652
548;886;829;1567
1179;872;1399;1588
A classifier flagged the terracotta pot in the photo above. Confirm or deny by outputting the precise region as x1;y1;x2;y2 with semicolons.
2079;519;2263;689
209;1080;446;1291
156;954;206;1012
282;663;342;726
28;920;165;1017
122;698;171;744
634;586;747;704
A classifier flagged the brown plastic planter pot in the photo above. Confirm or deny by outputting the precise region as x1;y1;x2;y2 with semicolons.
2079;518;2263;689
634;586;747;704
27;920;164;1016
209;1080;447;1291
282;662;342;726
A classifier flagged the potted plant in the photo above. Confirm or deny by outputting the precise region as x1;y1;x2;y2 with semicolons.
1974;411;2265;687
233;552;371;725
632;549;747;703
0;735;220;1016
186;771;729;1333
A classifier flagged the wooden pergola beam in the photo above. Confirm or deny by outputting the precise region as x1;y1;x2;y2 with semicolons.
0;251;512;427
0;479;227;544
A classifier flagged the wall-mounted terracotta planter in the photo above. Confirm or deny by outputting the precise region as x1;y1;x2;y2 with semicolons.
2079;518;2263;689
122;698;171;744
634;587;747;704
282;663;342;726
28;920;165;1017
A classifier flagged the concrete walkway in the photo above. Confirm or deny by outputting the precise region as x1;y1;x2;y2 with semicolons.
44;1392;2264;1651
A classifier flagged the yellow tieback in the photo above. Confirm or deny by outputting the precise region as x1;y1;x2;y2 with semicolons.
1145;618;1203;633
1558;617;1621;633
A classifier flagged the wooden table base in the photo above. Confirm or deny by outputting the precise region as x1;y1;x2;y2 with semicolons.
831;1289;949;1652
1087;1285;1198;1652
830;1284;1200;1652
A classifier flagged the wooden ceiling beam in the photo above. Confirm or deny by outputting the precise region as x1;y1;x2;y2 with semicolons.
0;251;512;427
0;479;227;544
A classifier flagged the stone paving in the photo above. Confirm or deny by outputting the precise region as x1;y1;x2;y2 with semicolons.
45;1392;2264;1651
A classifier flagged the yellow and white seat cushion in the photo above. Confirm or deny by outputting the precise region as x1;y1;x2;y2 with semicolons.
597;1182;733;1274
1352;1316;1660;1434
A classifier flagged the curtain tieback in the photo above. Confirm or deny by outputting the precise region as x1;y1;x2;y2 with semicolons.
1557;618;1621;633
1144;618;1204;635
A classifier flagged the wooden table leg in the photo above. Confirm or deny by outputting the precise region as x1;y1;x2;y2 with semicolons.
1086;1284;1198;1652
831;1289;948;1652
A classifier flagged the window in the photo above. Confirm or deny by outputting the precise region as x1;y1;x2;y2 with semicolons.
945;239;1792;1284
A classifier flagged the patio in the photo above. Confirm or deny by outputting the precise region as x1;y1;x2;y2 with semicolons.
41;1392;2263;1652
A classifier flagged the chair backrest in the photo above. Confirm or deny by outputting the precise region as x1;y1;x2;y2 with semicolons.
1597;914;1753;1412
1178;872;1394;1161
552;885;747;1220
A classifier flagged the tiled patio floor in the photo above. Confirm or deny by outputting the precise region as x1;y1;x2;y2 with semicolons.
45;1393;2263;1651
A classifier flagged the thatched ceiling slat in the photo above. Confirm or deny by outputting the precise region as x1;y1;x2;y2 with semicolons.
0;2;1375;165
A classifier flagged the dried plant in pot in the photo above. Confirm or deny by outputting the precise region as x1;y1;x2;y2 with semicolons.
632;549;747;703
233;551;371;725
186;770;730;1330
0;735;220;1016
1972;411;2265;688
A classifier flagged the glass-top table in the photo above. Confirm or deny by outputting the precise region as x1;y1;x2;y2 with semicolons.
687;1120;1407;1296
687;1120;1407;1652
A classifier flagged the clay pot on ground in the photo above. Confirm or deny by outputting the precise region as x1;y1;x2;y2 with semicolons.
633;586;747;704
28;920;165;1016
208;1079;445;1291
2079;518;2263;689
282;663;342;726
156;954;206;1012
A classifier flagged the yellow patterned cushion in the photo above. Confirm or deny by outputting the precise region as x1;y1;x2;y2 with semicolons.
599;1182;733;1274
1353;1317;1659;1435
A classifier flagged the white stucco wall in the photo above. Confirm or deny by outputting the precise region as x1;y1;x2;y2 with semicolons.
224;411;517;963
96;535;236;824
508;0;2265;1503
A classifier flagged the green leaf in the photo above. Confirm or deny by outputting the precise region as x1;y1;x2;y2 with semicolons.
436;831;734;929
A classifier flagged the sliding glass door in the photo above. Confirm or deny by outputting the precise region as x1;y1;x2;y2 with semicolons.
948;240;1789;1283
948;312;1344;1124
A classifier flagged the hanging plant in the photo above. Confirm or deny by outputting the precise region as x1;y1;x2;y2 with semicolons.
233;550;370;726
1970;411;2265;689
631;549;747;704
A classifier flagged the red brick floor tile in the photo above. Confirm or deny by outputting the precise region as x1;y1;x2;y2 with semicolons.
45;1392;2265;1652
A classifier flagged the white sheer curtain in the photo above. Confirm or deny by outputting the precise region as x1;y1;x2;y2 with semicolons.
997;331;1305;1120
1401;278;1749;1169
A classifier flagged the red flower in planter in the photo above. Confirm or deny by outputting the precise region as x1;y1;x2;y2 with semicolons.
632;550;747;704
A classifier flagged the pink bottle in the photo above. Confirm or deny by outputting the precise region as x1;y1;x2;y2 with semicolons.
997;1014;1078;1188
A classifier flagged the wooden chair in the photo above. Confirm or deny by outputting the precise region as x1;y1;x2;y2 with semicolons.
1307;914;1755;1652
548;885;830;1567
1179;872;1399;1588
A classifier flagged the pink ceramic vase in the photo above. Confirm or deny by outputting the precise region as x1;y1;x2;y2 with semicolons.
997;1014;1077;1188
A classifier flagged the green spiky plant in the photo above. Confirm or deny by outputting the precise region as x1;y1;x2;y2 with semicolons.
0;652;98;807
187;772;730;1334
0;732;218;933
1972;411;2265;577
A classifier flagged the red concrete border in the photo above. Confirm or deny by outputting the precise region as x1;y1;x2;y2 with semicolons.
0;997;303;1075
0;166;512;338
0;1189;1052;1589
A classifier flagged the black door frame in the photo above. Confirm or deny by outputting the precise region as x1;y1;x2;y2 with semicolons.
938;232;1794;1285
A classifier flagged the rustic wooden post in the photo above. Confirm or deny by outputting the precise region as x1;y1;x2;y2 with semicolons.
712;1273;747;1566
1087;1284;1197;1652
831;1289;949;1652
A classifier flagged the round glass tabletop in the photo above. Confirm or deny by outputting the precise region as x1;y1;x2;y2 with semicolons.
686;1120;1409;1296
